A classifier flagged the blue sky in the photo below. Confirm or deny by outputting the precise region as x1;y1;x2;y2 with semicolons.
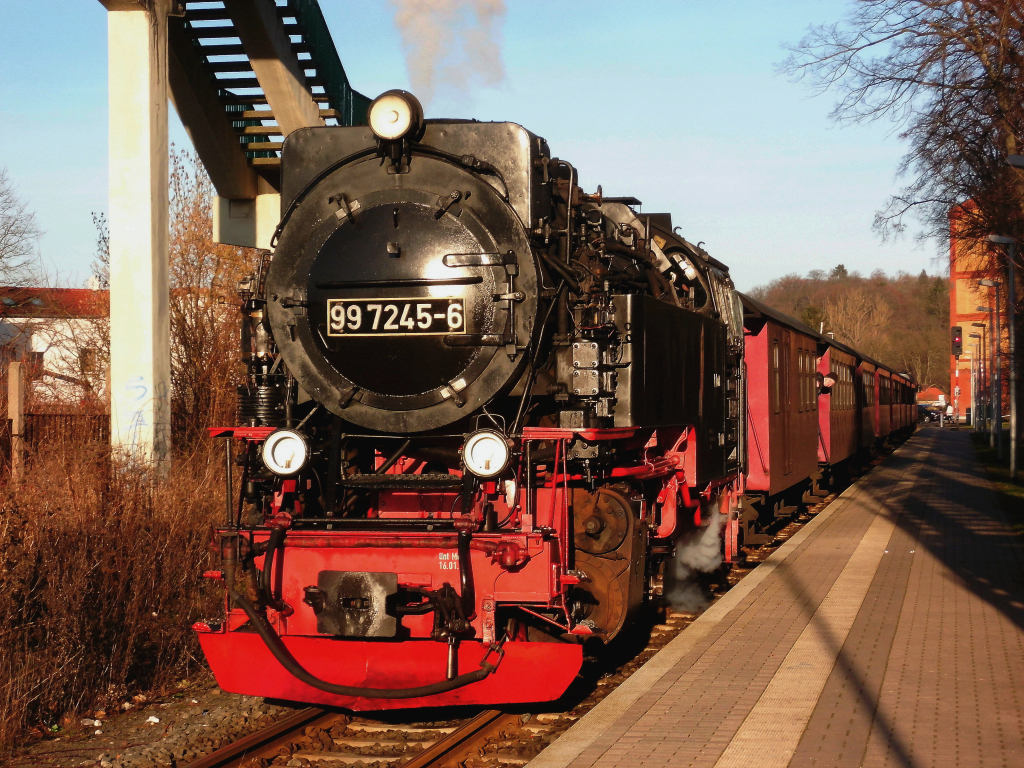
0;0;942;291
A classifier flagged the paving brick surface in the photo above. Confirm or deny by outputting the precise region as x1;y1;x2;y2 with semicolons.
539;428;1024;768
849;430;1024;768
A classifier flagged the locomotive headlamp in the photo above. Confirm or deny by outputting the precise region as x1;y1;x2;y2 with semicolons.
368;90;424;141
463;429;512;479
262;429;309;477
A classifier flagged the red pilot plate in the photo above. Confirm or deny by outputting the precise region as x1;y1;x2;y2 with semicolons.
198;633;583;711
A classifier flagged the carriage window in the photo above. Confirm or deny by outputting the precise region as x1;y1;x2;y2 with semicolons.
810;355;816;411
798;354;806;415
798;352;805;412
773;341;780;414
798;354;806;411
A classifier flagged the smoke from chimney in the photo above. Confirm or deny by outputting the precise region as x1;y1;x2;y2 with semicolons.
390;0;506;108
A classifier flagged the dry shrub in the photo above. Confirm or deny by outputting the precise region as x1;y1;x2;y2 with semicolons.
0;151;255;750
0;436;226;748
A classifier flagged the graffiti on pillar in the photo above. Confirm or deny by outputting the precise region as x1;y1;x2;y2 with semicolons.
123;375;149;446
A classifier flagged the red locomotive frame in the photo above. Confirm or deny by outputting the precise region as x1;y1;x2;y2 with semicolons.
198;425;737;709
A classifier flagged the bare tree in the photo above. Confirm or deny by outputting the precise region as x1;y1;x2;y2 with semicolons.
0;167;40;284
824;286;894;352
753;268;950;389
781;1;1024;267
167;149;261;451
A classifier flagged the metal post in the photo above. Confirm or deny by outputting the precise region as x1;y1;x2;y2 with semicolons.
971;347;978;430
973;323;987;431
981;325;988;431
225;437;234;525
987;304;997;448
996;282;1003;459
1010;243;1017;479
7;361;24;480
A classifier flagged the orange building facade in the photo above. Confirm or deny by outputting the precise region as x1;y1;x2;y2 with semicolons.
949;205;1008;421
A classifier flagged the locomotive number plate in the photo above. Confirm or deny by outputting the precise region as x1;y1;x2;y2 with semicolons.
327;297;465;337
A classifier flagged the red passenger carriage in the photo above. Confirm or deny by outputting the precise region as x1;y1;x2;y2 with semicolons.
738;295;820;544
816;340;859;468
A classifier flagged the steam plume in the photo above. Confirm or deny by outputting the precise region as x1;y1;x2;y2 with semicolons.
389;0;506;108
665;517;725;612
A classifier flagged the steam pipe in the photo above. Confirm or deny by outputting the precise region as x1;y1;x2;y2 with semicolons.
457;530;475;619
375;439;411;475
224;438;233;526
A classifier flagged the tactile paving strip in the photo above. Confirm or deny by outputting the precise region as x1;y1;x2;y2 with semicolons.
713;509;898;767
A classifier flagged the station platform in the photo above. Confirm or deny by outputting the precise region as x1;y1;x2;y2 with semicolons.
533;428;1024;768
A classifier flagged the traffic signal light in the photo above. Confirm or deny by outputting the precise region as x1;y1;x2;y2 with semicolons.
951;326;963;356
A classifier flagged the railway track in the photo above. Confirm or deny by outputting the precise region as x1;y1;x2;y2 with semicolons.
184;706;565;768
183;455;899;768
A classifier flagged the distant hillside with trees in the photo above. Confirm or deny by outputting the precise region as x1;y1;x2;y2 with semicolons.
747;265;949;392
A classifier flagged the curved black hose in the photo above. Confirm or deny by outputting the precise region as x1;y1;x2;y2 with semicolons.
261;526;288;612
229;590;500;698
375;438;411;475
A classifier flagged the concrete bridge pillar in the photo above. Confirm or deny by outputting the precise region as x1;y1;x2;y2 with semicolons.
102;0;172;468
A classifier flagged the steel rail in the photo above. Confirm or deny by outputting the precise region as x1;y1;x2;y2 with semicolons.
184;706;335;768
402;709;508;768
183;707;511;768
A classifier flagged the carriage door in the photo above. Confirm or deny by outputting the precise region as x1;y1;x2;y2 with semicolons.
782;330;793;474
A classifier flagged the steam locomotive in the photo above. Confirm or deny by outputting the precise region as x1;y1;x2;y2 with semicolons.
196;90;912;710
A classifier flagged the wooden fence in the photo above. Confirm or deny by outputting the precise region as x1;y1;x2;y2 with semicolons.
23;413;110;446
4;361;110;479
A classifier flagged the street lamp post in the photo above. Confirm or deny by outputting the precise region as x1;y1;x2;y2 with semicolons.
970;335;982;430
981;262;1007;464
972;322;987;430
978;303;995;450
978;301;998;450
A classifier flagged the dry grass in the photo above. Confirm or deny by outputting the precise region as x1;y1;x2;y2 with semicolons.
0;150;256;750
0;436;226;749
